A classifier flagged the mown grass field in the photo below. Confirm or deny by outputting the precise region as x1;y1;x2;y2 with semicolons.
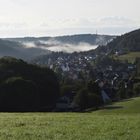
115;52;140;63
0;97;140;140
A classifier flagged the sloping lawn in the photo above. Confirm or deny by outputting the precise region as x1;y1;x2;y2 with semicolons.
0;97;140;140
95;97;140;114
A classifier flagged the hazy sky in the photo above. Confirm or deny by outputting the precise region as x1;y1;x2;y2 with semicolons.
0;0;140;37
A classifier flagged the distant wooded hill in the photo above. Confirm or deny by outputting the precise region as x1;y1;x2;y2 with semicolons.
6;34;115;45
95;29;140;54
1;28;140;61
0;34;115;59
0;39;50;60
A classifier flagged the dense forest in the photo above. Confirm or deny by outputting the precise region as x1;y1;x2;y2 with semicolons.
0;57;60;111
95;29;140;54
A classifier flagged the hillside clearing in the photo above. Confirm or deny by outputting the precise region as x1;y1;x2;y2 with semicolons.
115;52;140;63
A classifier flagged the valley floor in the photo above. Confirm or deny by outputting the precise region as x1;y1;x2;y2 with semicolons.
0;97;140;140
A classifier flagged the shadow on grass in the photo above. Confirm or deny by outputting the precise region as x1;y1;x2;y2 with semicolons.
103;105;123;110
84;104;123;113
119;98;134;102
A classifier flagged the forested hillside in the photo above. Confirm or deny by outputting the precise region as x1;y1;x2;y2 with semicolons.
95;29;140;54
0;57;60;111
0;39;50;60
6;34;115;45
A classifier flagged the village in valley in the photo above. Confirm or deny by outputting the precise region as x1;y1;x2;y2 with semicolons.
32;50;140;111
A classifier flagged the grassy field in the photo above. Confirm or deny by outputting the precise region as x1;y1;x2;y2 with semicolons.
0;97;140;140
115;52;140;63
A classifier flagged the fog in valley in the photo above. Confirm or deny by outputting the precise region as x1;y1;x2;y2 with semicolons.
23;40;98;53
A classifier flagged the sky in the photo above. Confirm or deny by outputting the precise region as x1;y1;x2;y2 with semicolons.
0;0;140;37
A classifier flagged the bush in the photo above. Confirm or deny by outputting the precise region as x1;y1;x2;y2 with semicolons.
134;83;140;96
87;93;101;109
73;88;102;110
73;88;88;110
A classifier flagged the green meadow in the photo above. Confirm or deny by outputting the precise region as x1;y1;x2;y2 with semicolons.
116;52;140;63
0;97;140;140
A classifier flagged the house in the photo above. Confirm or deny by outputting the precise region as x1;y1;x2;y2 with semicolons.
101;90;111;103
122;72;129;80
55;96;71;111
128;64;136;71
55;91;76;111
